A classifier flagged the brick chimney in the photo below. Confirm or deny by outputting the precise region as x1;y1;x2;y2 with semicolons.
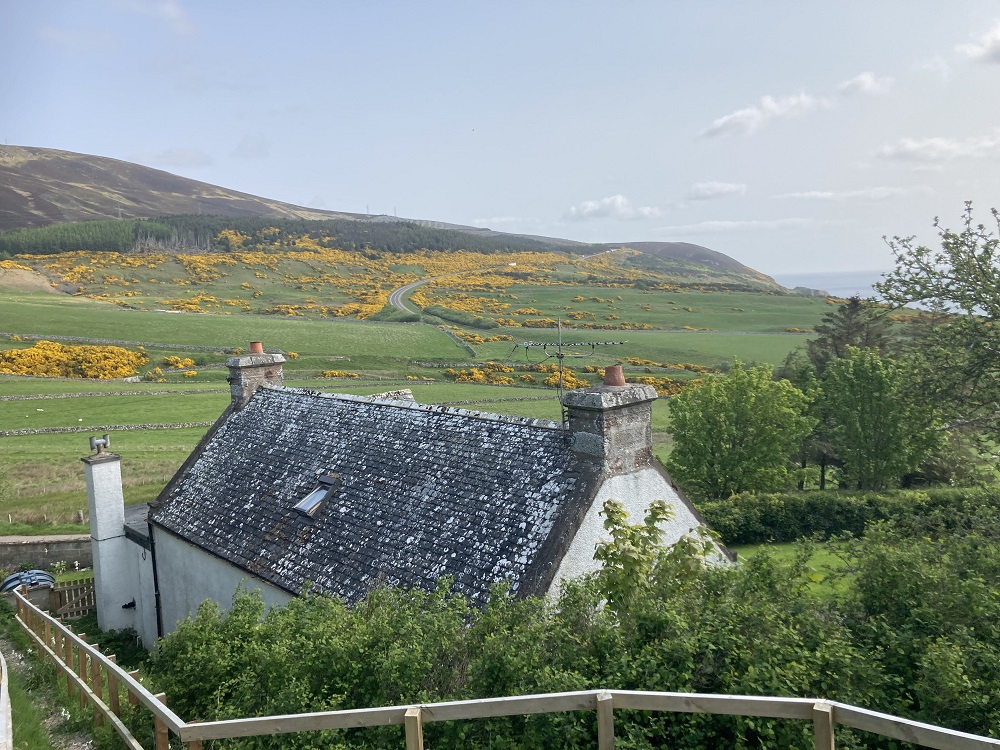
563;366;657;476
226;341;286;409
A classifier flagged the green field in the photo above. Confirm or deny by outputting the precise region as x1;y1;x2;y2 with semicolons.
427;284;833;333
1;274;827;533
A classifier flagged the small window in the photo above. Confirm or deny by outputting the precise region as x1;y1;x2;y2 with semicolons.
294;473;340;517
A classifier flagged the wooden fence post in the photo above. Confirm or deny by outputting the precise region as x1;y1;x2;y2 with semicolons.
77;635;89;710
597;691;615;750
65;635;75;700
127;670;140;707
404;707;424;750
813;701;835;750
107;655;120;718
91;649;103;726
154;693;169;750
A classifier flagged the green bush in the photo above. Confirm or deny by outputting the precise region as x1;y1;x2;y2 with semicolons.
697;486;1000;545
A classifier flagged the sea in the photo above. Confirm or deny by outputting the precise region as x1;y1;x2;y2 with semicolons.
769;269;892;299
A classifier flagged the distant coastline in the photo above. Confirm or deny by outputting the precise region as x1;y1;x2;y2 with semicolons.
770;270;891;299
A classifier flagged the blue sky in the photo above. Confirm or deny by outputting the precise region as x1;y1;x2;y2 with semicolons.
3;1;999;275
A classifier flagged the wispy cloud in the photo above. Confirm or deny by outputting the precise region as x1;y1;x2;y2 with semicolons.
701;93;831;137
684;182;747;201
837;72;894;96
133;147;213;168
656;218;813;234
565;194;662;221
957;20;1000;63
775;186;931;201
876;133;1000;163
232;134;270;160
111;0;196;35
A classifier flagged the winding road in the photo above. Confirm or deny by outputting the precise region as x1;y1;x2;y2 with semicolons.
386;248;618;315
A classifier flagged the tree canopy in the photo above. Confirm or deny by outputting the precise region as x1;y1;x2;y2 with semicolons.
664;359;816;500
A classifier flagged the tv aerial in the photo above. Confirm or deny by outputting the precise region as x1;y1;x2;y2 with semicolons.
509;320;626;422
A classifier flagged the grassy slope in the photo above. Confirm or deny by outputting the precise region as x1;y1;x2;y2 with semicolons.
1;273;822;533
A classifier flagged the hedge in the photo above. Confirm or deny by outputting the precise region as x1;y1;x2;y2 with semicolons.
697;486;1000;545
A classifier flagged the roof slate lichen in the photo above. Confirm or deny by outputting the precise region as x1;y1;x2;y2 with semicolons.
150;386;596;603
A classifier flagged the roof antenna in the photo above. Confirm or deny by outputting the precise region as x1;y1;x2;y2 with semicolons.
514;319;625;425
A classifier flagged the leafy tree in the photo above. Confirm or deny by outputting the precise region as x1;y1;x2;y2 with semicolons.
806;295;890;375
665;359;816;500
822;347;940;490
876;203;1000;440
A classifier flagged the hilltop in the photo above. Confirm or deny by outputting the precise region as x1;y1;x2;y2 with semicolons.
0;145;779;290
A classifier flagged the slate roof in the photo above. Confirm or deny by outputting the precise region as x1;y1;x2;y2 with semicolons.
149;386;599;603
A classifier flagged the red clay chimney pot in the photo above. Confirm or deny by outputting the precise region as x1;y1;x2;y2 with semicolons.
603;365;626;386
249;341;264;354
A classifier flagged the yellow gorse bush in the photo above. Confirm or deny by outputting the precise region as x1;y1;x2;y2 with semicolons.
0;340;147;379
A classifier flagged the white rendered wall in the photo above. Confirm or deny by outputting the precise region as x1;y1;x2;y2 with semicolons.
129;541;158;649
548;467;722;595
154;529;293;635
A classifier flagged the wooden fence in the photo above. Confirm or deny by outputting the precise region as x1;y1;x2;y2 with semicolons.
13;588;1000;750
49;577;96;620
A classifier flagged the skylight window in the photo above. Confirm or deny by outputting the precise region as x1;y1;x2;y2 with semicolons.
294;473;340;517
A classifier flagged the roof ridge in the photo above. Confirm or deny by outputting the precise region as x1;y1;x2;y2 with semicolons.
259;384;563;430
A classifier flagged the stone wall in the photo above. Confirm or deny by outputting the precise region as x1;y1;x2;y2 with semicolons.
0;536;91;571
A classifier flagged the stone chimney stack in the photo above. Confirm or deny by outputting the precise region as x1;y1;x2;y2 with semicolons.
82;436;133;632
563;366;657;476
226;341;286;409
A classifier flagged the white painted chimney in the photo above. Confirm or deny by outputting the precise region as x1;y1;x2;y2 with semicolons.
82;436;135;632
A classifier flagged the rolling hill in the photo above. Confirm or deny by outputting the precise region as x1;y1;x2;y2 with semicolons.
0;144;779;289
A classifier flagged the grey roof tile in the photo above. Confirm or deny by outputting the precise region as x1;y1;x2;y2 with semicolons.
150;386;595;603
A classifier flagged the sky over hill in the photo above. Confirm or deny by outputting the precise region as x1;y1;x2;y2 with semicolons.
3;2;999;275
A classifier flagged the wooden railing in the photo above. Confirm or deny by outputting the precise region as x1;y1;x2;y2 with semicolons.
13;588;1000;750
48;577;96;621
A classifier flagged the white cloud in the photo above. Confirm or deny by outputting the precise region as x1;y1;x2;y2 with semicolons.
957;20;1000;63
684;182;747;201
876;133;1000;163
837;72;894;96
565;194;662;221
775;186;931;201
655;218;813;234
307;196;326;208
701;92;831;137
232;134;270;159
111;0;196;35
134;147;213;168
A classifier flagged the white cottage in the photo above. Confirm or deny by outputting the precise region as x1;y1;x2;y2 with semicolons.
85;344;724;647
